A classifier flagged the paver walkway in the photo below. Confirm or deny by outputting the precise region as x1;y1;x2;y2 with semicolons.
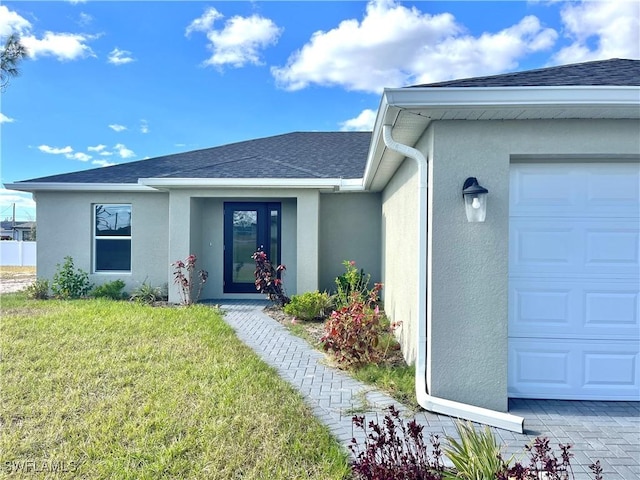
216;300;640;480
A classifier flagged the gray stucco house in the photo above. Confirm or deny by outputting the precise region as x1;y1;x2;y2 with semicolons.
8;58;639;432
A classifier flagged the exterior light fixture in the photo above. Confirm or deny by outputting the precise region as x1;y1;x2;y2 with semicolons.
462;177;489;223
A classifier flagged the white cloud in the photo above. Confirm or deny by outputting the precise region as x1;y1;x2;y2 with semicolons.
114;143;135;159
88;144;107;152
1;5;96;61
553;0;640;64
340;109;376;131
78;12;93;27
108;47;135;65
0;113;15;124
92;159;116;167
272;0;558;93
22;32;96;61
65;152;91;162
140;119;149;134
109;124;127;132
99;151;114;156
186;7;223;36
0;5;31;37
38;145;73;155
187;7;282;68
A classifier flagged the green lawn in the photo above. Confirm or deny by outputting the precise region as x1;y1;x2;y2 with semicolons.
0;295;351;479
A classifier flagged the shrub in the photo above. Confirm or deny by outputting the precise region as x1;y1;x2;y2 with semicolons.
24;279;49;299
252;248;289;306
349;405;445;480
172;254;208;306
442;421;508;480
321;283;388;367
129;281;167;304
90;280;127;300
334;260;370;309
51;256;93;299
350;407;604;480
501;437;604;480
283;290;332;320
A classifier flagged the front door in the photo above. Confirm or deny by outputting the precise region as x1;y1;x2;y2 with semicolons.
223;202;281;293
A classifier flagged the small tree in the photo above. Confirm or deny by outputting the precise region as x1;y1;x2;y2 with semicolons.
51;256;93;299
1;33;28;91
172;254;208;305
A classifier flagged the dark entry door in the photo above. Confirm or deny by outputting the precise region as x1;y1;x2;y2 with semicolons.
223;202;281;293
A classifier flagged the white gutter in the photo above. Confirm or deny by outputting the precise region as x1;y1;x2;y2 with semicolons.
138;177;365;191
383;85;640;110
3;182;156;192
382;125;524;433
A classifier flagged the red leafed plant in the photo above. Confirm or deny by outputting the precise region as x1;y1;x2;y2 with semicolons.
252;249;290;306
172;254;208;306
321;282;387;367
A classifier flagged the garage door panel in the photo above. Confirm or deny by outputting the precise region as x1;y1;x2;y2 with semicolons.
586;166;640;211
510;280;639;338
585;229;639;267
511;224;573;268
511;166;577;211
512;163;640;217
585;290;639;329
509;339;640;399
511;218;639;275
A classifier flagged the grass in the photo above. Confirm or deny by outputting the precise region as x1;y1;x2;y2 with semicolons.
351;363;417;409
0;294;352;479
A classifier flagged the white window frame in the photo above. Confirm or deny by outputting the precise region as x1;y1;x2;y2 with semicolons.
93;203;132;273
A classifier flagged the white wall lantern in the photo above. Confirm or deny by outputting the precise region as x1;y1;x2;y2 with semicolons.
462;177;489;223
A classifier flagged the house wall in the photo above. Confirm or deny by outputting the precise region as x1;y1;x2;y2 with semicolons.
424;118;640;412
318;192;382;293
34;191;170;292
381;155;421;363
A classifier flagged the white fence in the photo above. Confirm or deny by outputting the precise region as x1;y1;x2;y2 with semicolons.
0;241;36;266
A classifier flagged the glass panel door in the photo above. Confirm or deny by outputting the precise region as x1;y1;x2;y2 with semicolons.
224;202;281;293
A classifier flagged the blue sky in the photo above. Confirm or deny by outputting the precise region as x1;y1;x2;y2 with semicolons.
1;0;638;221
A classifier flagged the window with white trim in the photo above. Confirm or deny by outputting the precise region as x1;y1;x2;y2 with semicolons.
94;204;131;272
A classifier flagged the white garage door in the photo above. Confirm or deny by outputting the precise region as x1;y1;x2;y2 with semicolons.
508;162;640;400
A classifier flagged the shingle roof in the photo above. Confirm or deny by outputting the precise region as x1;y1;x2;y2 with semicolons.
20;132;372;184
411;58;640;88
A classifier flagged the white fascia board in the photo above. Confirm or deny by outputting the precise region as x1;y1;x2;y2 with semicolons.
3;182;156;193
139;177;362;190
383;85;640;108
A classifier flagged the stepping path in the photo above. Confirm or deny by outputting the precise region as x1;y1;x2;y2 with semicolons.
217;300;640;480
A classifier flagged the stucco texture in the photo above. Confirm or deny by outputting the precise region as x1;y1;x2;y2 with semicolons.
381;157;421;364
35;191;169;294
318;192;382;293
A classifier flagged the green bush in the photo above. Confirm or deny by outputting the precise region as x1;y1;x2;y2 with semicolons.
129;281;167;304
24;279;49;299
90;280;127;300
51;256;93;299
334;260;370;309
283;291;332;320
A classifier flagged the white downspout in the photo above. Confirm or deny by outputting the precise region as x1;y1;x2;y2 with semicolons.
382;125;524;434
